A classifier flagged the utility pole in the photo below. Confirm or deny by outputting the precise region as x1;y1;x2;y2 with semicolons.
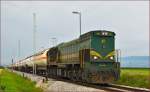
12;58;13;70
51;37;57;47
33;13;37;74
33;13;37;54
18;40;21;58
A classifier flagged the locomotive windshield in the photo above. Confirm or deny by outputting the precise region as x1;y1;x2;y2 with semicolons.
90;31;115;62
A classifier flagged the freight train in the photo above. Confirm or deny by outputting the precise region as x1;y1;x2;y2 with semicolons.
12;30;120;84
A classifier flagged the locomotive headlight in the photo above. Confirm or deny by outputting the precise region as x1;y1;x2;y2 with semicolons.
110;56;114;60
93;56;98;60
102;32;108;36
102;32;105;35
105;32;108;35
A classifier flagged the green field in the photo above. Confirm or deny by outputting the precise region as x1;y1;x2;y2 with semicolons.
0;69;2;74
0;69;43;92
114;68;150;89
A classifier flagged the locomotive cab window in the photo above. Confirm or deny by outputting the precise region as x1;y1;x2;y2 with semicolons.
101;39;106;49
102;45;106;49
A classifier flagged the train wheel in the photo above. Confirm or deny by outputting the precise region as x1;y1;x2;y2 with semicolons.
81;73;87;83
70;71;76;81
75;71;80;81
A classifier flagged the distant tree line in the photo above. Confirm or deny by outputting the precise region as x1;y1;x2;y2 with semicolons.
0;66;4;69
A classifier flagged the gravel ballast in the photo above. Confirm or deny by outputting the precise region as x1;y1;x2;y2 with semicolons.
13;70;106;92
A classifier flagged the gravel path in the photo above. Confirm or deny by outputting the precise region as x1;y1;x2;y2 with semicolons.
13;70;107;92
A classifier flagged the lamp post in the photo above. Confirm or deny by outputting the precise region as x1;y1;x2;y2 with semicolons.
51;37;57;47
18;40;21;59
72;11;81;36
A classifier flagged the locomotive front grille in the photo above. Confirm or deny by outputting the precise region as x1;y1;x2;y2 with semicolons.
90;70;115;83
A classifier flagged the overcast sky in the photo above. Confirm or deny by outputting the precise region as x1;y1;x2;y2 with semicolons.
1;1;149;65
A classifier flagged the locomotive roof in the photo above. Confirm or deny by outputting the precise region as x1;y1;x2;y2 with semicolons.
58;30;115;48
58;39;79;48
80;30;115;37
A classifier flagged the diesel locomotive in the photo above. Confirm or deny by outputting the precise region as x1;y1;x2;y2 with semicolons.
12;30;120;84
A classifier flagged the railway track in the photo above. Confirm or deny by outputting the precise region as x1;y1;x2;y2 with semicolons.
13;70;150;92
89;84;150;92
108;84;150;92
67;80;150;92
40;74;150;92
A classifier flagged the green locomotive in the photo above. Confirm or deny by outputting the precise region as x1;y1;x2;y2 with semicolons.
47;30;120;83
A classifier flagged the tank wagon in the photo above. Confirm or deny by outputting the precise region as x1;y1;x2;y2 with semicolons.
13;30;120;84
14;49;48;74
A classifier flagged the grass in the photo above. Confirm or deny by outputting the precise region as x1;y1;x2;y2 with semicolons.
114;68;150;89
0;69;2;74
0;69;43;92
